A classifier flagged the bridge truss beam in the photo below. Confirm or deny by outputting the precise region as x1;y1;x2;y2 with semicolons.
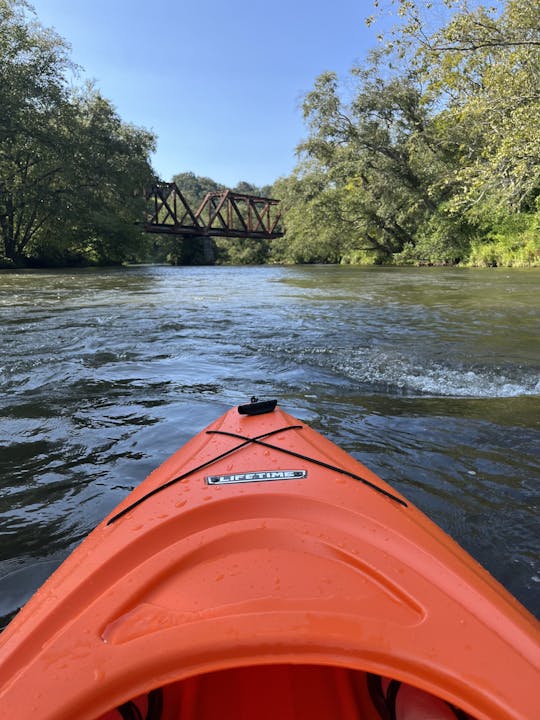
145;183;283;239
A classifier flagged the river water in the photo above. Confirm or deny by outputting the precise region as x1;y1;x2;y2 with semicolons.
1;264;539;627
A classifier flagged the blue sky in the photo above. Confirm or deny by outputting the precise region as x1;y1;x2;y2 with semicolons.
28;0;386;188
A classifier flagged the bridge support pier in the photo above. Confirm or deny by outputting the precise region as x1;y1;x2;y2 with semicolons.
202;237;215;264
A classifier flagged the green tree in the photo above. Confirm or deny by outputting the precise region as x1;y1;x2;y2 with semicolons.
232;180;261;195
272;166;357;263
171;171;225;209
54;87;157;265
0;0;71;262
369;0;540;212
278;61;471;264
274;0;539;266
420;0;540;213
0;0;156;266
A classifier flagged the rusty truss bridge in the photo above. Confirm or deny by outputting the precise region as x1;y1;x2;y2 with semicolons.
145;183;283;240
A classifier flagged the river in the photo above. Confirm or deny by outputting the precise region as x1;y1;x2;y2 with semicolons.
1;264;539;628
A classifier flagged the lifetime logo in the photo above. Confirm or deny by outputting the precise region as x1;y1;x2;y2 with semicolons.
206;470;308;485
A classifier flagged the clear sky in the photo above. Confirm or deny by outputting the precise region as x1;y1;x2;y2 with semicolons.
28;0;386;189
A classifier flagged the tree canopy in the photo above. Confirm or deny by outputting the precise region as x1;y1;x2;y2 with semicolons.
273;0;540;266
2;0;538;267
0;0;156;266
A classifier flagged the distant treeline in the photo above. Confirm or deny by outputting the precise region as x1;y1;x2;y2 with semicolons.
1;0;539;268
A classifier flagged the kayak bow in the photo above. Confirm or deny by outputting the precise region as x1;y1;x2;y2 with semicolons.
0;400;538;720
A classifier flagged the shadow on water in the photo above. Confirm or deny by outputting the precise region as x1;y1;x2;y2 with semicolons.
1;265;539;628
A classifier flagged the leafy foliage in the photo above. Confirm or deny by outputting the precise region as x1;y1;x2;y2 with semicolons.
0;0;156;266
272;0;540;267
2;0;538;267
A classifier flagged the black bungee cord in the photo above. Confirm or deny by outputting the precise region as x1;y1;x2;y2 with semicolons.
107;423;406;526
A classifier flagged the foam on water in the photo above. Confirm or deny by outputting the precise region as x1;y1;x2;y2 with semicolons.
297;346;540;398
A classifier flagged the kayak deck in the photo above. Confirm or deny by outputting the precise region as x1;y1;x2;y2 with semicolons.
1;401;538;720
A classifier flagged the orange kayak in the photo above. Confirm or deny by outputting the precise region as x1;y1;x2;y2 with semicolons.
0;400;538;720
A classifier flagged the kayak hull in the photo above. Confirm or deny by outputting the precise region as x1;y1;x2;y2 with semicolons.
0;404;538;719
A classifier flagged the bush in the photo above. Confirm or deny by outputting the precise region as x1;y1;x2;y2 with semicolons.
466;213;540;267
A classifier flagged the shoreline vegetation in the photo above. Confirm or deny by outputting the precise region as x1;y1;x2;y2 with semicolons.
1;0;539;270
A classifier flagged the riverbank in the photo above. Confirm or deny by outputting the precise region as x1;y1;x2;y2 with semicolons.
3;228;538;270
3;249;539;270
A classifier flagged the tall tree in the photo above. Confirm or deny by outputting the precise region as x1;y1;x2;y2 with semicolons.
171;171;225;209
0;0;156;265
278;60;470;263
0;0;72;261
370;0;540;213
274;0;539;266
420;0;540;213
52;87;156;264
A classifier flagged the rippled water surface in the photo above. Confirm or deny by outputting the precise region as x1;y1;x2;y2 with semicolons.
1;265;539;626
